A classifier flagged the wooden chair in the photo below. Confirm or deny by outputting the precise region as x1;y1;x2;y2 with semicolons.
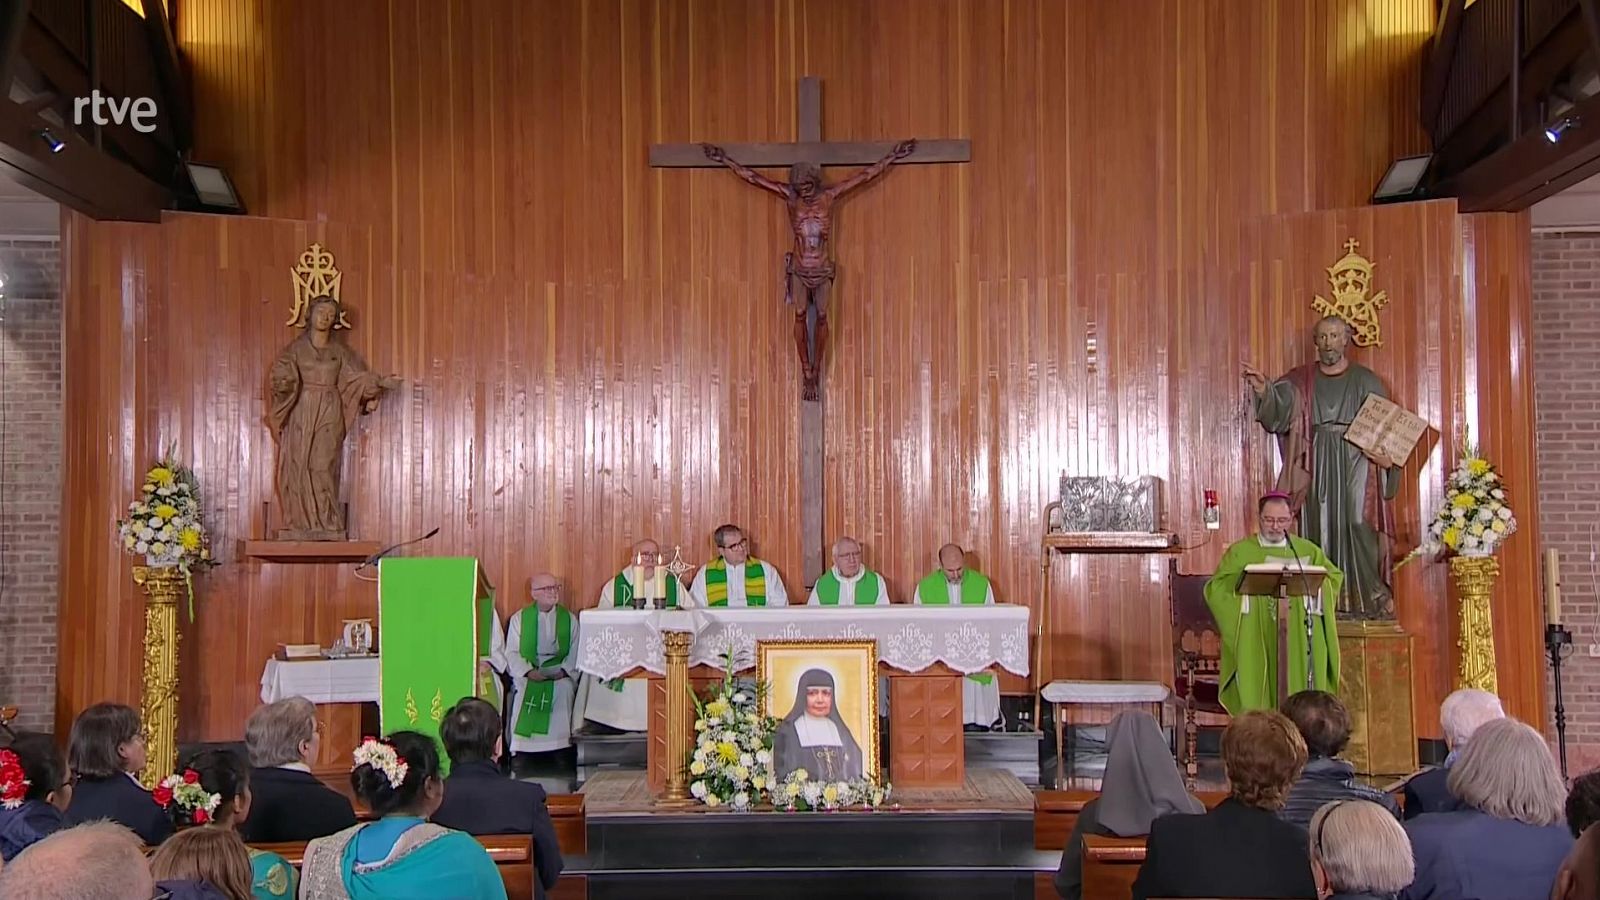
1081;834;1145;900
1170;560;1228;786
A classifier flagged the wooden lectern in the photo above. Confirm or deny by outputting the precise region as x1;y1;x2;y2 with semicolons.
1236;564;1327;704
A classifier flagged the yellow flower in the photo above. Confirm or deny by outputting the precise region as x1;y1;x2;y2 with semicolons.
1491;519;1508;533
717;742;739;763
1467;459;1491;477
785;783;800;797
1468;524;1486;538
179;528;202;551
705;794;722;808
822;785;839;804
752;776;766;791
689;760;706;776
148;466;175;486
155;504;179;520
705;699;730;718
1451;493;1477;509
1443;527;1461;548
792;768;809;782
150;542;167;555
123;534;137;549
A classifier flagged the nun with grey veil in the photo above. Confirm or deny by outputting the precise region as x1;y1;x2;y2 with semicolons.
1054;709;1203;899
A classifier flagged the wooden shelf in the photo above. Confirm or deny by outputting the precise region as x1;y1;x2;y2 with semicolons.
1042;531;1182;554
239;540;382;564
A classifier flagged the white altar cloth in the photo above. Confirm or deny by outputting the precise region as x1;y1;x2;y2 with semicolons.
259;657;380;704
572;605;1030;681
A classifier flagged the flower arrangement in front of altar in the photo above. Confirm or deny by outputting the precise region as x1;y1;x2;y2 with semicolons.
773;767;891;812
117;449;216;617
687;652;779;811
1398;439;1517;566
153;768;221;826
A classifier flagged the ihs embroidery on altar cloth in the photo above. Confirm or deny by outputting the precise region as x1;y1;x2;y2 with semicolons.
1312;238;1388;348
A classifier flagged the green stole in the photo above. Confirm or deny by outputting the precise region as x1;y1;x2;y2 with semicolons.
814;569;881;605
704;557;767;606
613;570;680;609
513;605;573;737
916;570;994;683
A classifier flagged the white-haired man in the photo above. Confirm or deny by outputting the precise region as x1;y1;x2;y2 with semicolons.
0;821;154;900
1403;687;1505;818
806;536;890;606
503;573;579;754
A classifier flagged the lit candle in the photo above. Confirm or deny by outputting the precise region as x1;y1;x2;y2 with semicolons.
1546;548;1562;625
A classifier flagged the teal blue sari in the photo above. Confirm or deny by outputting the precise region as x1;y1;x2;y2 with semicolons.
299;820;506;899
247;847;297;899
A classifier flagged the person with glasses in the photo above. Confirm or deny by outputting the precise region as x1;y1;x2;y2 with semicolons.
1308;799;1415;900
689;524;790;608
504;573;579;756
0;820;156;899
238;697;355;843
63;703;172;846
807;536;890;606
1203;492;1344;714
914;544;1001;729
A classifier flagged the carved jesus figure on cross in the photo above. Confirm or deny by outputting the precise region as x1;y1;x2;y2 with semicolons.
701;139;915;399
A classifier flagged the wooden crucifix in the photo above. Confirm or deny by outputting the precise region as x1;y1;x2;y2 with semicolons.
650;76;971;584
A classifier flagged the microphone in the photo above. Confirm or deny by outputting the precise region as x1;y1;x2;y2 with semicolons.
357;527;440;569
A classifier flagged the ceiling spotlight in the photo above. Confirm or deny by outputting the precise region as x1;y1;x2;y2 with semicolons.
1545;116;1580;143
36;129;64;153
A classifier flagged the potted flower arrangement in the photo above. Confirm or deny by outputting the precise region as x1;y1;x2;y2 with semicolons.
117;450;217;620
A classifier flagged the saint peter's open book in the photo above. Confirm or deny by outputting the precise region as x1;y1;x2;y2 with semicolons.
1345;394;1429;464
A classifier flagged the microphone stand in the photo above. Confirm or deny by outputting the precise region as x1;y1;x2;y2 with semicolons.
356;526;441;571
1288;535;1317;692
1547;622;1573;779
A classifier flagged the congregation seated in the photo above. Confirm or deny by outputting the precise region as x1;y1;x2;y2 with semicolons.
150;825;256;900
1279;690;1400;829
431;697;563;900
1308;798;1415;900
185;747;298;899
1132;710;1317;900
238;698;356;843
1555;823;1600;900
1401;717;1573;900
300;730;507;899
0;820;156;899
1403;688;1502;820
1568;770;1600;838
0;732;70;861
63;702;173;846
1053;709;1201;900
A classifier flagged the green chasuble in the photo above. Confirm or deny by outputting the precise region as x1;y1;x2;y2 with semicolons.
513;605;573;737
916;570;994;684
815;569;882;605
1204;535;1344;714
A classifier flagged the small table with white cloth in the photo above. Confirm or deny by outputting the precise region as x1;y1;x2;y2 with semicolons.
259;657;381;780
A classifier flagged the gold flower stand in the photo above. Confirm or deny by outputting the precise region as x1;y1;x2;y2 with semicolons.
1451;555;1499;693
134;566;182;786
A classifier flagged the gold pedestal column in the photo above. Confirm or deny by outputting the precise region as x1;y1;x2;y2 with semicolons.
1451;555;1500;693
658;630;695;806
1336;620;1417;775
133;566;182;787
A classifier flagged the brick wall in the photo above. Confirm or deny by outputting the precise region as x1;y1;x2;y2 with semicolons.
1533;231;1600;774
0;239;61;733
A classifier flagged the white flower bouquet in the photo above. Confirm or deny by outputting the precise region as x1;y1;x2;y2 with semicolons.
687;648;779;810
1398;437;1517;566
116;450;216;618
772;767;891;812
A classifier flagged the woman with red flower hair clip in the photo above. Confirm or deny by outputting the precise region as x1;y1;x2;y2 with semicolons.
0;732;70;860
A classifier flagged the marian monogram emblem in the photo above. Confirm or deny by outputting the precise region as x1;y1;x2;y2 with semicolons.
286;242;352;329
1312;238;1387;348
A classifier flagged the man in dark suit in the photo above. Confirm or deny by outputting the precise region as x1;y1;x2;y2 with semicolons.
1403;688;1503;820
433;697;564;900
237;697;356;842
1133;711;1318;900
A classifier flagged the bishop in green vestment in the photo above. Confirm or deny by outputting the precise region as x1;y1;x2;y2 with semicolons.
1205;495;1344;714
1245;315;1400;620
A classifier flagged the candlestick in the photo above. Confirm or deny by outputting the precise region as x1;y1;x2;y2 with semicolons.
1546;548;1562;624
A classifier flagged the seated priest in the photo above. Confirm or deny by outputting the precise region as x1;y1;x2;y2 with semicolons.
689;524;789;607
504;573;579;755
1203;493;1343;714
576;539;683;734
914;543;1001;731
238;697;357;843
431;698;564;900
806;536;890;606
477;603;507;716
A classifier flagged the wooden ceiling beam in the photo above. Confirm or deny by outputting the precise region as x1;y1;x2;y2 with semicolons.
138;0;190;151
0;95;167;221
1444;87;1600;211
1422;0;1467;138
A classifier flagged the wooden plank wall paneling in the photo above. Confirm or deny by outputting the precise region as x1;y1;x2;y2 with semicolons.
57;1;1552;743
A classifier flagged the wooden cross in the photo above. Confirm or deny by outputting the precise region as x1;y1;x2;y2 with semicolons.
650;76;971;586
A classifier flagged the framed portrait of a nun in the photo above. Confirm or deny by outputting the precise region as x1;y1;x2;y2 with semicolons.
758;639;880;783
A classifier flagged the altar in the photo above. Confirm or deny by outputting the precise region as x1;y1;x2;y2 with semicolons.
572;605;1030;791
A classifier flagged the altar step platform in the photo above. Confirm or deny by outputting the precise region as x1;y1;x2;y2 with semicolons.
564;769;1054;900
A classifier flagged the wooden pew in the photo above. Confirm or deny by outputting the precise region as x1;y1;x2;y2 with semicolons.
1081;834;1146;900
547;794;588;899
252;834;536;900
1034;790;1229;851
